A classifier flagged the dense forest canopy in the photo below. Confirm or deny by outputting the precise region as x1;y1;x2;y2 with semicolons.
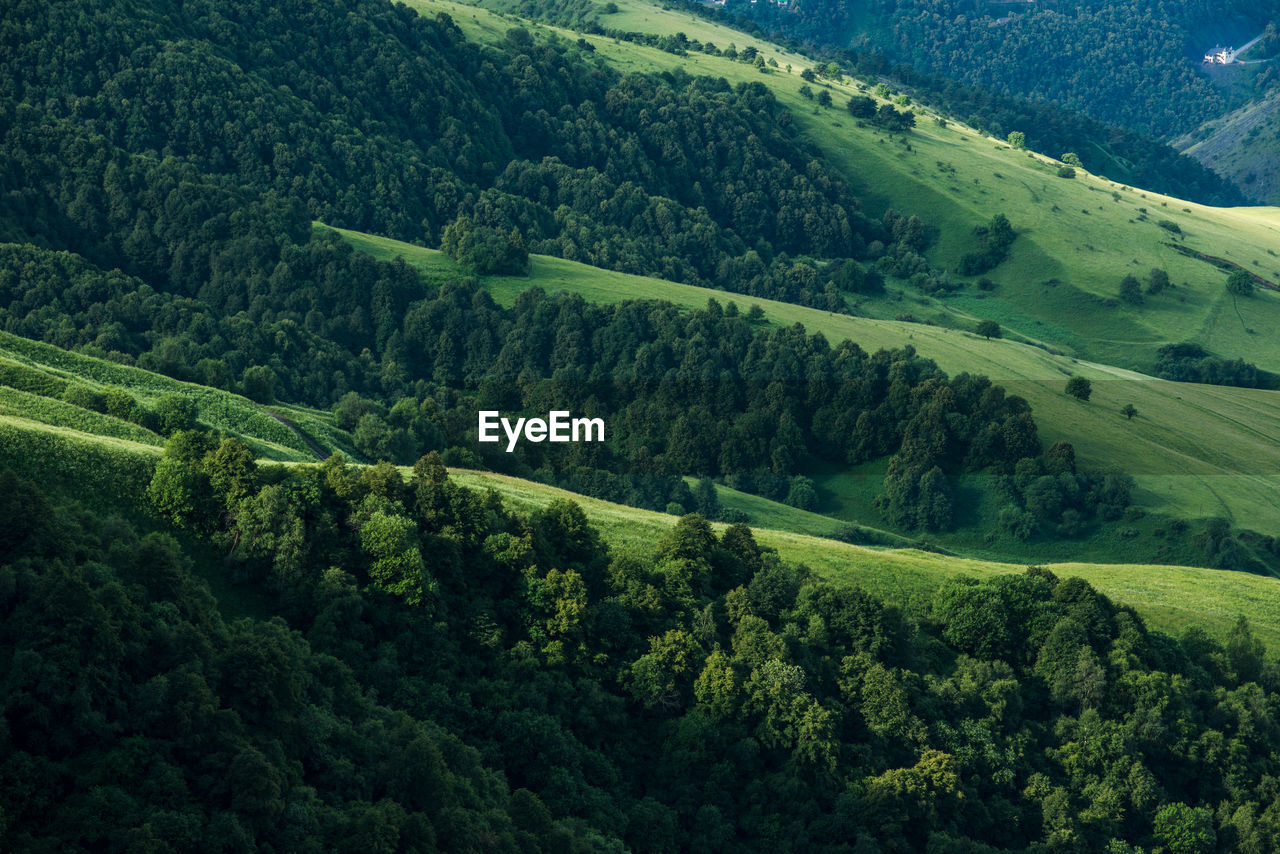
2;452;1279;851
0;0;907;311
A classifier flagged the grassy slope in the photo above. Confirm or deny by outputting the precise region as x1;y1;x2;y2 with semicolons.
408;0;1280;378
328;224;1280;532
1176;87;1280;206
0;330;355;462
449;467;1280;649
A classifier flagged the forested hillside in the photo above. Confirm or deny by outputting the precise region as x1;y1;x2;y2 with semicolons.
0;0;1108;532
724;0;1280;139
5;449;1280;851
7;0;1280;849
1;0;903;311
482;0;1248;205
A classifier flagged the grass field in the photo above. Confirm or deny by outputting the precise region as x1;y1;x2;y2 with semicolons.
0;330;355;462
329;224;1280;533
404;0;1280;377
449;468;1280;649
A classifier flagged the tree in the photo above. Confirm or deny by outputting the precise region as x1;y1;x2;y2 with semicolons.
694;477;720;519
1227;270;1254;297
816;89;832;108
1065;376;1092;401
800;68;816;82
1056;166;1076;179
1153;803;1216;854
1121;403;1137;420
1147;268;1169;294
1007;131;1026;149
847;95;876;118
241;365;277;404
361;510;432;605
976;320;1001;339
441;216;529;275
785;476;818;511
1061;152;1083;167
1119;275;1143;305
155;394;198;435
798;84;813;100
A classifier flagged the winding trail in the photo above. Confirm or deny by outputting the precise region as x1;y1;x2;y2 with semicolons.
267;412;330;460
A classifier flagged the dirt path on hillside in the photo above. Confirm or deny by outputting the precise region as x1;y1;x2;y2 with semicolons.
268;412;330;460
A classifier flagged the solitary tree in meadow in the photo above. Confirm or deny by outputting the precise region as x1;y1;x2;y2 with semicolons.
976;320;1001;339
1227;270;1255;297
1119;275;1144;305
1066;375;1092;401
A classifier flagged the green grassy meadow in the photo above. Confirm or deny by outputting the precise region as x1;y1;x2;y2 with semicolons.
0;330;354;462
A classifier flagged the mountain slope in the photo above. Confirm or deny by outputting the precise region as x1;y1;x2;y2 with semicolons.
409;0;1280;379
333;224;1280;535
4;365;1279;647
1176;86;1280;205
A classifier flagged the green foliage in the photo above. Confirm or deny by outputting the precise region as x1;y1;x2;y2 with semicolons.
1155;342;1262;387
1146;267;1170;294
847;94;876;118
815;89;832;108
0;418;156;506
1062;152;1083;168
1065;375;1092;401
1119;274;1144;305
9;459;1276;851
1056;165;1076;179
1121;403;1138;420
956;213;1016;276
362;510;434;605
1006;131;1026;149
724;0;1279;142
441;216;531;275
1153;803;1216;854
1227;269;1256;296
784;475;819;511
0;386;161;446
975;319;1001;339
156;393;198;435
